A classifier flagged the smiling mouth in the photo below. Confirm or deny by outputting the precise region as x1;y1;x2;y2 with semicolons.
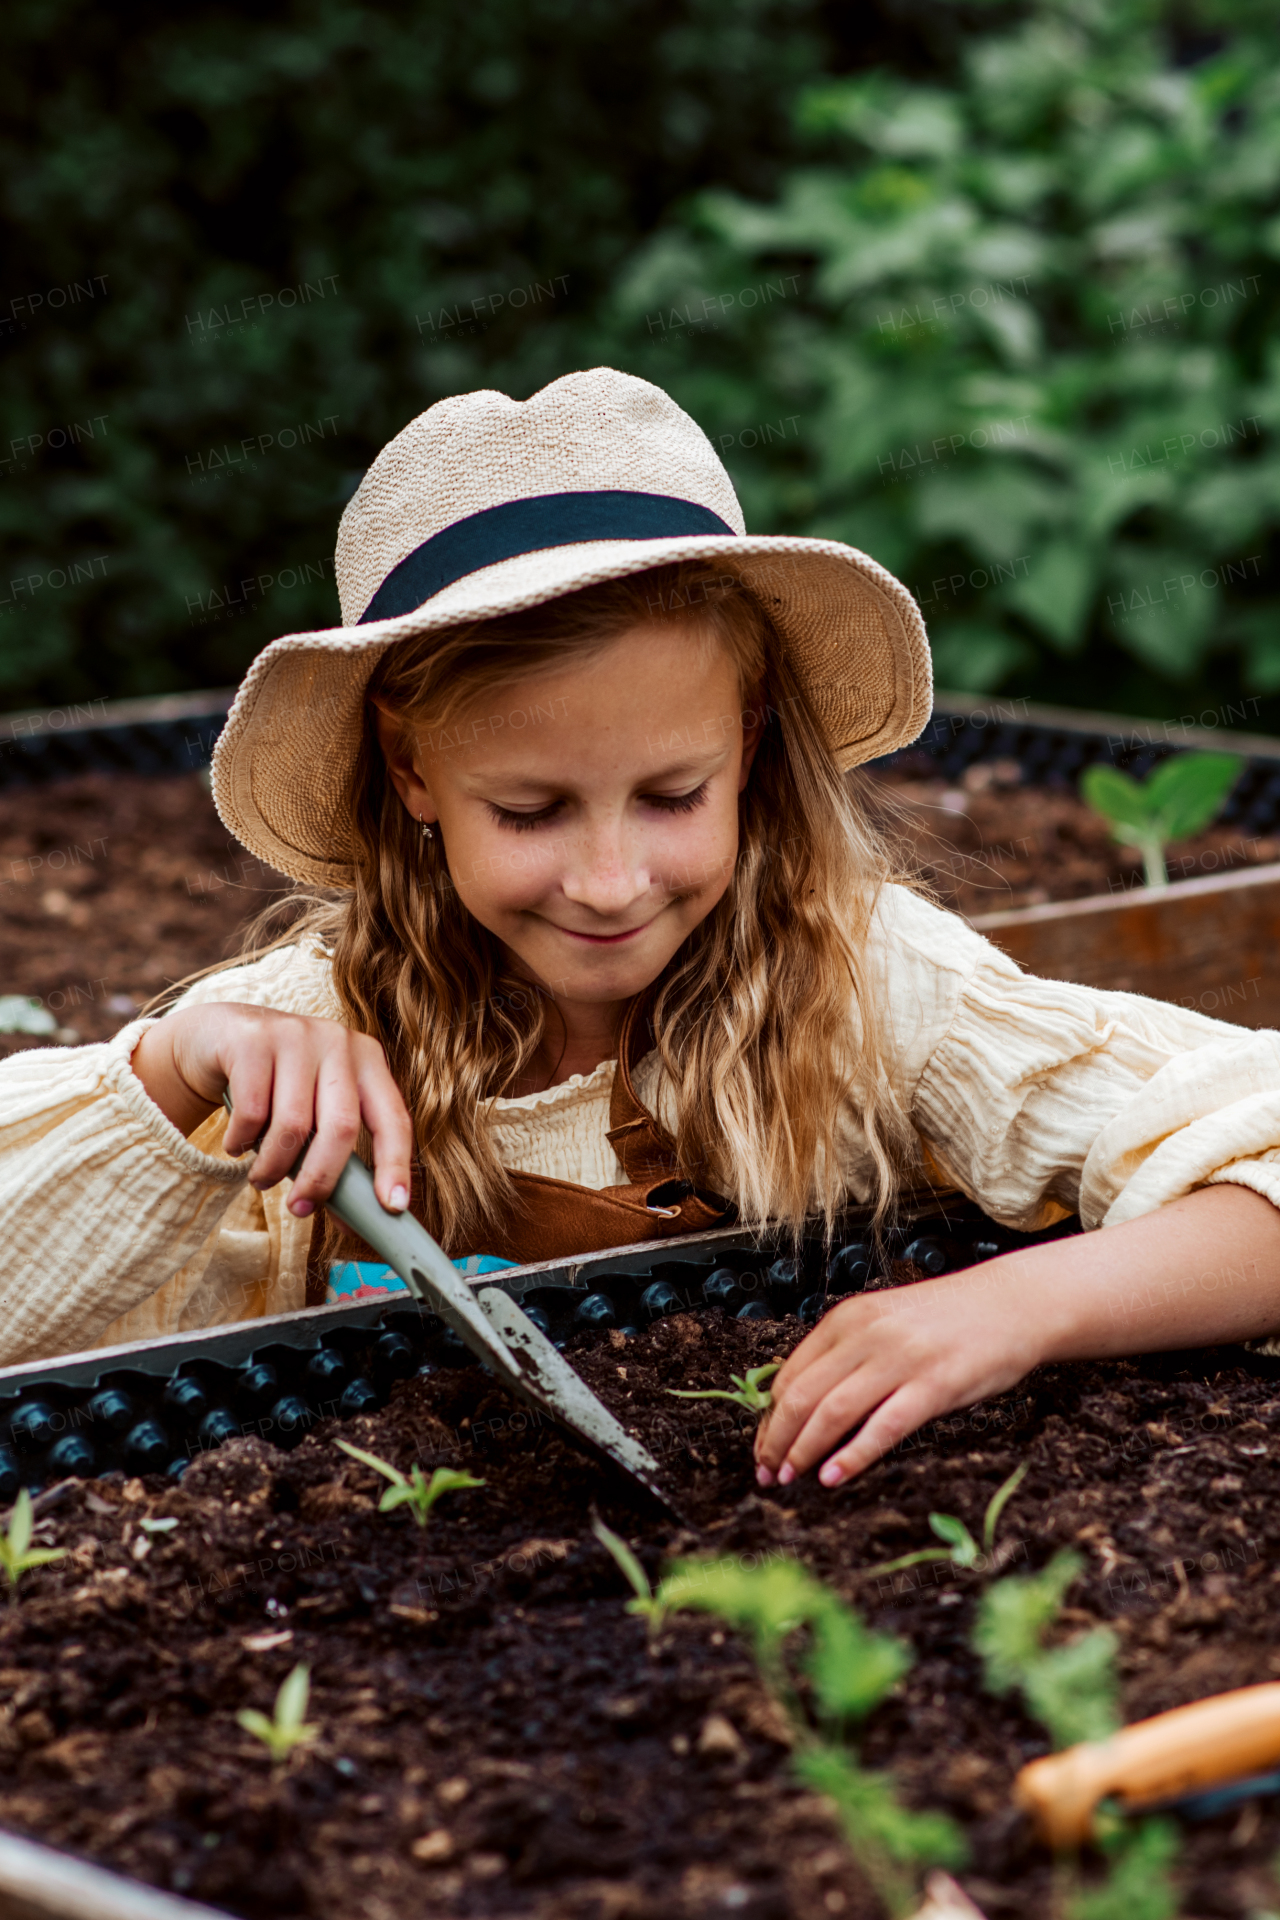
557;920;654;945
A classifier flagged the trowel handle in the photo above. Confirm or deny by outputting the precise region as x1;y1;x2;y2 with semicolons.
1016;1681;1280;1848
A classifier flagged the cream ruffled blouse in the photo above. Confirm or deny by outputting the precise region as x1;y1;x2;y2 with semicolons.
1;883;1278;1367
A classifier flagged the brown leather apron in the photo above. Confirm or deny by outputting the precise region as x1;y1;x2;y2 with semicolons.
306;996;735;1302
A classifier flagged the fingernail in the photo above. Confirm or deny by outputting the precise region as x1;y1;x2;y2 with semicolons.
755;1464;775;1488
289;1198;314;1218
819;1460;844;1488
388;1184;409;1212
778;1463;796;1487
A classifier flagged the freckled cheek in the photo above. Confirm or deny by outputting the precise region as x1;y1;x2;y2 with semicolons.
439;823;561;914
661;816;738;896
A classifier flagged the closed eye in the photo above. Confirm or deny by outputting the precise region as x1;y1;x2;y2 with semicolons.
484;781;711;833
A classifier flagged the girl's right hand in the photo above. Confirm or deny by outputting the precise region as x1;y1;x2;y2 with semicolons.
130;1002;414;1219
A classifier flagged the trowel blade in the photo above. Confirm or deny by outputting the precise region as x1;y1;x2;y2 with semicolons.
324;1150;677;1514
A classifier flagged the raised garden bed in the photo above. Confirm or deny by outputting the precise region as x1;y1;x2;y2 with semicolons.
0;1206;1279;1919
2;697;1280;1917
867;754;1280;1024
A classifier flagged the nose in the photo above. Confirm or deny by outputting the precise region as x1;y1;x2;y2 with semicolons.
559;818;655;920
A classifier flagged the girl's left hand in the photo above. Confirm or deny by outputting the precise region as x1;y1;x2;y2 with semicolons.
754;1183;1280;1489
753;1258;1044;1489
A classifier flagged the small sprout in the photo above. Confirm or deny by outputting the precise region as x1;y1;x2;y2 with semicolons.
1065;1812;1180;1920
0;1489;65;1600
862;1461;1029;1580
658;1554;912;1722
665;1362;781;1414
591;1515;667;1636
660;1553;963;1916
1080;751;1242;889
335;1439;483;1529
797;1743;967;1918
237;1661;319;1767
982;1459;1028;1552
138;1516;179;1535
974;1549;1120;1751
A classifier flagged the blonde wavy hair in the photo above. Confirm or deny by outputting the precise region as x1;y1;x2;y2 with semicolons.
232;561;920;1256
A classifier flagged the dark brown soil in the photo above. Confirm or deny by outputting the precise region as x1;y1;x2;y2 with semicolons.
866;758;1280;921
0;772;287;1058
2;1311;1279;1919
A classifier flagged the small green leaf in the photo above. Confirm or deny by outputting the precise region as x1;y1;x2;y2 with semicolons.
807;1598;913;1722
982;1462;1029;1552
378;1485;416;1513
138;1517;179;1535
927;1512;978;1565
9;1491;32;1561
334;1438;407;1489
275;1662;311;1733
421;1468;485;1518
1145;751;1243;841
1080;765;1154;833
592;1515;654;1607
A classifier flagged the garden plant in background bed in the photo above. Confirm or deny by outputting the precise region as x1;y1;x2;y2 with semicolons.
3;1300;1280;1917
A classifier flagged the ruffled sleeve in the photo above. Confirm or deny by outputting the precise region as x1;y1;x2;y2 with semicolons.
869;884;1280;1232
0;943;336;1365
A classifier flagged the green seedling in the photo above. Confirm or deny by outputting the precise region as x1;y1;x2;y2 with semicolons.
1081;751;1242;889
973;1548;1120;1750
665;1362;781;1414
334;1439;483;1529
658;1553;964;1916
237;1662;319;1768
973;1554;1175;1916
138;1516;179;1535
1064;1811;1180;1920
0;1489;65;1599
591;1515;669;1636
861;1461;1029;1581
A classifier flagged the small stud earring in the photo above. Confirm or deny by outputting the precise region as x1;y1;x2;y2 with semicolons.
419;817;434;841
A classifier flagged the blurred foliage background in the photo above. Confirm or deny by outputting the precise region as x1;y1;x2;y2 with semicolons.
1;0;1278;723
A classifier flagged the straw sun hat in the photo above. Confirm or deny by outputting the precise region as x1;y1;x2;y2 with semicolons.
212;366;932;886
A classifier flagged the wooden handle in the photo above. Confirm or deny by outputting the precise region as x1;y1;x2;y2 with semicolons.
1015;1682;1280;1848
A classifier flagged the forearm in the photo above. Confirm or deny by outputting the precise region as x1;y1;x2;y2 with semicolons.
1014;1181;1280;1360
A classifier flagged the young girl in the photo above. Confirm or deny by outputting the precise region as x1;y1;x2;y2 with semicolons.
3;367;1279;1498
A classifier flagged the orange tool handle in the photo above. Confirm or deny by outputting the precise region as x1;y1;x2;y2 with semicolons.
1015;1682;1280;1849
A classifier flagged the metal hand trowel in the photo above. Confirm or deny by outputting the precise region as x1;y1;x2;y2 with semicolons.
222;1094;675;1515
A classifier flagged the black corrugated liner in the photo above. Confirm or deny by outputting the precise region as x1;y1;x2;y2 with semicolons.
0;1195;1079;1496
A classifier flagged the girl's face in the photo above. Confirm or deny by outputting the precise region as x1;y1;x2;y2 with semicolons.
375;621;762;1004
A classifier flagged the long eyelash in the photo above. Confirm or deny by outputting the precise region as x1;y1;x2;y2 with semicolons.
484;783;710;833
647;782;710;815
484;802;561;833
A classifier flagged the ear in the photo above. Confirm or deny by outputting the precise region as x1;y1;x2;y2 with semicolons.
370;698;438;826
737;684;768;793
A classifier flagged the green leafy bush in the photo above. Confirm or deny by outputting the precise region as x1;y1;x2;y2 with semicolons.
611;0;1280;717
1080;750;1243;886
0;0;838;708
